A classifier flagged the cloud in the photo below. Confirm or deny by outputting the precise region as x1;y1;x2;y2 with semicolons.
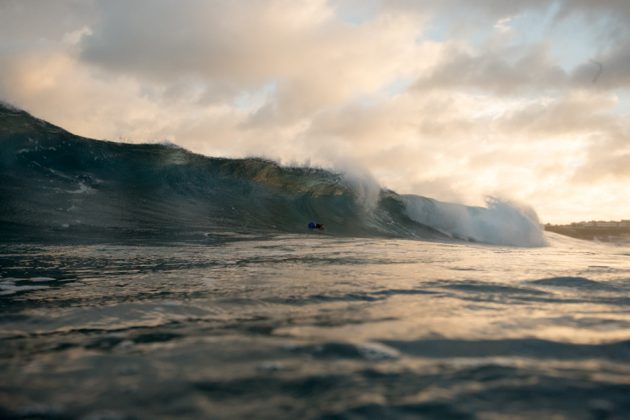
391;0;630;22
1;0;629;223
496;91;620;135
572;44;630;90
0;0;96;44
415;43;569;95
555;0;630;21
79;0;431;116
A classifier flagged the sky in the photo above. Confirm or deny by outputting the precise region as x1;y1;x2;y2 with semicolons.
1;0;629;223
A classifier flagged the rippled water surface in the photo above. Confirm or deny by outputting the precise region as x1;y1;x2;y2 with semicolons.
1;234;630;419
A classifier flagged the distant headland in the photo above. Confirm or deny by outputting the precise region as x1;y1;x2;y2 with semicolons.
545;220;630;242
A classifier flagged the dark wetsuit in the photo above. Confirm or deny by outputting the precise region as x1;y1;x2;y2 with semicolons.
308;222;325;230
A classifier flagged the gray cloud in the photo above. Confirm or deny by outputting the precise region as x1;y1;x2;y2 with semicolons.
555;0;630;21
572;44;630;90
391;0;630;22
0;0;96;44
415;44;569;95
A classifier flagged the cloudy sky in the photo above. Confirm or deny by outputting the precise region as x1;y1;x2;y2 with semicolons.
1;0;629;223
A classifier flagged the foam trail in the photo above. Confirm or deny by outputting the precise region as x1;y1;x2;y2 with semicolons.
402;195;546;247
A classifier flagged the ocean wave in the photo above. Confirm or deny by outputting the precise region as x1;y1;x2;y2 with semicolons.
0;104;545;246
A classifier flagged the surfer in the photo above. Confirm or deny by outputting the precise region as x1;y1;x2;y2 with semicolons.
308;221;325;230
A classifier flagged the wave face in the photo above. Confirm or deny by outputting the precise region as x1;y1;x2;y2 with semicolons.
0;104;545;245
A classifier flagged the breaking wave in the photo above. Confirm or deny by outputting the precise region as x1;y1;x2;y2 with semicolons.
402;195;546;247
0;104;545;246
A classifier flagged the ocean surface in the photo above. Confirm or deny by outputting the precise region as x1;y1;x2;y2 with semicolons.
2;234;630;419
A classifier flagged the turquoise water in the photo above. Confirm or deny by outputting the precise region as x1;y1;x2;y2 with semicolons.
2;233;630;419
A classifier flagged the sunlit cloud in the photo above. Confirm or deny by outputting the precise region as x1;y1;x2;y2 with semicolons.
1;0;629;223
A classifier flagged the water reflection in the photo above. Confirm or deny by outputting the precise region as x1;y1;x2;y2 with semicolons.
1;234;629;418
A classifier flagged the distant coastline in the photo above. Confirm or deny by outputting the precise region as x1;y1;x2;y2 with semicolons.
545;220;630;242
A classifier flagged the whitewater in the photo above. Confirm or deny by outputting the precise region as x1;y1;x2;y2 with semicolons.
2;104;630;419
